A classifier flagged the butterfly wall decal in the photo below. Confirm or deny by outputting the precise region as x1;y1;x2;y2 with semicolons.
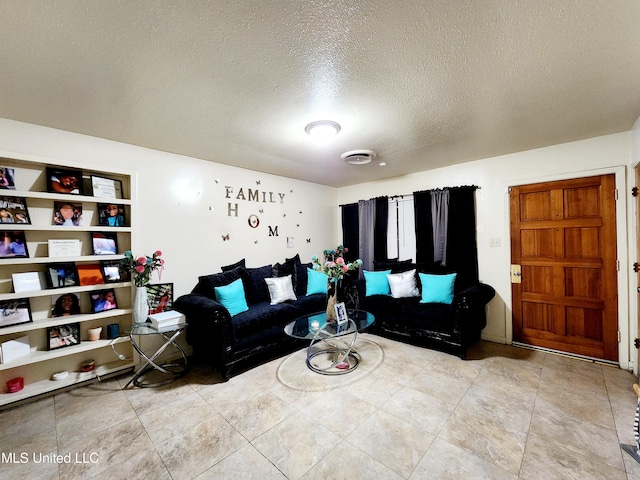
221;234;230;241
306;238;311;243
256;180;261;185
283;213;286;218
259;209;264;214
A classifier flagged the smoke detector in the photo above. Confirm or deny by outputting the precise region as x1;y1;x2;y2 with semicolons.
341;150;377;165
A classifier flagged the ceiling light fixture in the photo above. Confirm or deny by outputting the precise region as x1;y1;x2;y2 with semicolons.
305;120;341;139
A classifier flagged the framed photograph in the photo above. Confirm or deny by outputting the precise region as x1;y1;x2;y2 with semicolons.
53;201;83;227
76;263;105;286
47;322;80;350
91;232;118;255
91;175;123;199
0;196;30;224
45;262;78;289
89;288;117;313
335;301;348;325
0;231;28;258
0;298;32;328
97;203;125;227
0;167;16;190
51;293;81;317
46;167;84;195
101;259;127;283
146;283;173;314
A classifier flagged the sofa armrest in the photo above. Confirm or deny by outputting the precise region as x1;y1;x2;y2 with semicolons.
453;283;495;310
174;293;233;358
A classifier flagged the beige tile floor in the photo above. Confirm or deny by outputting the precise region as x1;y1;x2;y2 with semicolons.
1;335;639;480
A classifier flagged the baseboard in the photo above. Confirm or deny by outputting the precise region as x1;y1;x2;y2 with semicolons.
480;332;507;344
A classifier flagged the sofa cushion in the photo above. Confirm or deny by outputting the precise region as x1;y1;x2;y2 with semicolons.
272;253;301;290
386;269;419;298
214;278;249;316
364;270;391;296
306;268;328;295
295;262;312;296
240;265;272;305
231;300;298;342
419;272;457;304
222;258;246;272
265;275;297;305
193;267;242;299
290;293;326;314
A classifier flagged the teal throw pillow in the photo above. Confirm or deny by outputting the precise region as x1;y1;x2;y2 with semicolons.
363;270;391;296
215;278;249;316
419;273;457;304
306;268;328;295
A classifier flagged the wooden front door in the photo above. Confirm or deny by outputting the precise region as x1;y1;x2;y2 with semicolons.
510;174;618;361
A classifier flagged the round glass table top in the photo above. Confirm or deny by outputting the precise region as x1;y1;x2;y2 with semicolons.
284;310;374;340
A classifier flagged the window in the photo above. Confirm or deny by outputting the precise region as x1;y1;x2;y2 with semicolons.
387;197;416;262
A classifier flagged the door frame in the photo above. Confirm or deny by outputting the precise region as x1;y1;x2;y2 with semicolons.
503;166;634;371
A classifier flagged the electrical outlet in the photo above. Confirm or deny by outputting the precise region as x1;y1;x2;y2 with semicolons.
489;237;501;247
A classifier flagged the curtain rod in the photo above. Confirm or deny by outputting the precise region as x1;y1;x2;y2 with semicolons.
339;185;480;206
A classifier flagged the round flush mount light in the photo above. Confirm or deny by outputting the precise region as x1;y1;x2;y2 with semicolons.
305;120;341;139
341;149;377;165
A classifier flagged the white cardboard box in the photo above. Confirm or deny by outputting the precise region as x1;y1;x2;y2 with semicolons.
1;335;30;364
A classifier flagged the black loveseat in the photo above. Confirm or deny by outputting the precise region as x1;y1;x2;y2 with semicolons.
350;260;495;358
174;256;324;380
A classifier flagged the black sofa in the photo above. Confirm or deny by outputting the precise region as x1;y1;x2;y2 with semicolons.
174;256;325;380
350;260;495;358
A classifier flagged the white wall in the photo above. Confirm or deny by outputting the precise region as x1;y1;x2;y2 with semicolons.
338;131;636;370
0;119;339;298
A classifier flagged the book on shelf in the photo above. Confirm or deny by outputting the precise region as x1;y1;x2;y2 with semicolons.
0;335;30;364
12;271;43;293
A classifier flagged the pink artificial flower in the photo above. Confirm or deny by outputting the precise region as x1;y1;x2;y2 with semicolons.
342;265;349;272
328;261;336;268
155;250;162;256
160;259;165;265
336;257;345;265
344;247;348;252
136;256;147;265
135;265;145;273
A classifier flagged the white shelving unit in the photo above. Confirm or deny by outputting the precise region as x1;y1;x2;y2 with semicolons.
0;153;136;409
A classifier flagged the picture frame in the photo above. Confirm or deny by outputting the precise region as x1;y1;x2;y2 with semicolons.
12;271;42;293
51;293;81;317
47;322;80;350
91;175;123;199
0;298;32;328
48;239;81;258
76;263;105;286
89;288;117;313
91;232;118;255
101;259;126;283
53;201;83;227
45;262;79;289
46;167;84;195
0;167;16;190
146;283;173;314
335;301;348;325
0;196;30;224
0;231;29;258
97;203;125;227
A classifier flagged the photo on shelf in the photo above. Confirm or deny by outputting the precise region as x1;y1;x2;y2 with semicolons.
0;167;16;190
146;283;173;314
47;322;80;350
0;231;28;258
97;203;125;227
101;259;127;283
89;288;117;313
45;262;79;289
91;232;118;255
0;196;30;224
51;293;81;317
76;263;105;286
46;167;84;195
91;175;123;199
52;201;83;227
0;298;32;329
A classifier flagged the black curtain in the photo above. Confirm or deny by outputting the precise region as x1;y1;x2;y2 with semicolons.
413;190;434;266
374;196;388;262
341;203;359;262
446;186;478;289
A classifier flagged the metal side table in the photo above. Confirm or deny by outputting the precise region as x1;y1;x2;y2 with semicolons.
125;321;188;388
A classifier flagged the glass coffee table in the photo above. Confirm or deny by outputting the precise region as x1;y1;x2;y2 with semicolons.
284;310;374;375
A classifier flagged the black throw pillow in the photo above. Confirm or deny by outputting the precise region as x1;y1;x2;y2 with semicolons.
192;266;243;299
239;265;272;305
221;258;246;272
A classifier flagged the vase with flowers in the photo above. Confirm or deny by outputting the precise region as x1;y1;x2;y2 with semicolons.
311;245;362;323
120;250;164;324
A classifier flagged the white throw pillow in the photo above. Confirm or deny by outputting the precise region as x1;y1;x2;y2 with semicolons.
386;269;419;298
265;275;297;305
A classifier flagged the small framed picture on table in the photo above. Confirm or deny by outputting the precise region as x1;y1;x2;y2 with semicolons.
335;302;348;325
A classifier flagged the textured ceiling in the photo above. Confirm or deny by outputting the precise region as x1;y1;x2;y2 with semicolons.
0;1;639;187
